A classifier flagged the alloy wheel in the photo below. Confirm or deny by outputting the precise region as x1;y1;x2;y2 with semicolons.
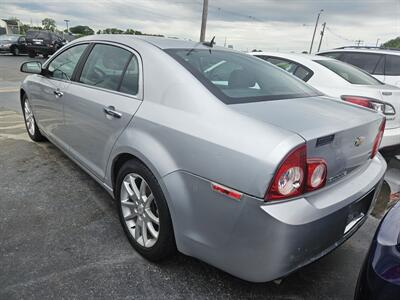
24;100;35;136
120;173;160;248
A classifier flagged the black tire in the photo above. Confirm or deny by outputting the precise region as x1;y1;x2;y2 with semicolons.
11;47;20;56
115;159;176;261
28;50;36;58
21;94;46;142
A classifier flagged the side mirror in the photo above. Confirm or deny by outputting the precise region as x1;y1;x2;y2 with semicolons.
20;61;42;74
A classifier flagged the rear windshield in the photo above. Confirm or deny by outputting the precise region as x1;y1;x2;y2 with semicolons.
165;49;321;104
314;59;382;85
26;31;51;40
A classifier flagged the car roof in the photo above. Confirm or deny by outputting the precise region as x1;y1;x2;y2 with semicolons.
75;34;230;51
318;48;400;56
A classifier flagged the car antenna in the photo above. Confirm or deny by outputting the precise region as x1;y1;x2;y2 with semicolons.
203;36;216;48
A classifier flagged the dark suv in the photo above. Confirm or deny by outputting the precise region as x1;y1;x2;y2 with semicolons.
26;30;66;58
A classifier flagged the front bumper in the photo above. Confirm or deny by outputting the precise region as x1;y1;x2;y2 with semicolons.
0;46;11;52
162;154;386;282
355;202;400;300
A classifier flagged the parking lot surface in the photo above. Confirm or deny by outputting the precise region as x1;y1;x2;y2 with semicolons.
0;54;397;299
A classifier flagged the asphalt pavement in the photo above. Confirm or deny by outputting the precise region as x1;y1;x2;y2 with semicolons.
0;53;398;299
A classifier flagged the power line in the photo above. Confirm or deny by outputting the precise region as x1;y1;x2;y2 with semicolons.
325;26;355;43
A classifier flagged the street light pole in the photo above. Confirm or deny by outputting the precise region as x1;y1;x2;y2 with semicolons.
64;19;70;32
317;22;326;52
200;0;209;42
309;9;323;54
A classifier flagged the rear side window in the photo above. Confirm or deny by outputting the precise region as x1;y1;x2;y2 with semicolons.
47;44;88;80
385;55;400;76
166;49;320;104
318;52;342;59
119;57;140;95
315;59;382;85
79;44;132;92
262;57;313;81
341;52;382;73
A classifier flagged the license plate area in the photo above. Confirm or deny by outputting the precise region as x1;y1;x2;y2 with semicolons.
344;188;375;234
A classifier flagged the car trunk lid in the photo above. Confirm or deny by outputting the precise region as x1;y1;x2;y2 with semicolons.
231;96;383;186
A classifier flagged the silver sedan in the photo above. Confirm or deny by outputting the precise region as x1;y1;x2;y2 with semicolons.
20;35;386;282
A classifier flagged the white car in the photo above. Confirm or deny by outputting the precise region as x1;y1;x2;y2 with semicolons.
317;47;400;87
249;52;400;158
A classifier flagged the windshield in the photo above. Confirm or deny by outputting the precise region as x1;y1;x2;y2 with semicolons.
0;35;19;42
314;59;382;85
165;49;321;104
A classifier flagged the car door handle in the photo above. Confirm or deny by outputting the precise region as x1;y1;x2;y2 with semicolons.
103;106;122;118
53;90;63;97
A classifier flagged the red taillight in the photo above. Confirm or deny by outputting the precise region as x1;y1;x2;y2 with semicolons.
371;118;386;159
341;95;373;109
341;96;396;116
266;144;307;201
266;145;328;201
306;159;327;191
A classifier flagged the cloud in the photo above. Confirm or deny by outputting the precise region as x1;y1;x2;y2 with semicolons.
1;0;399;52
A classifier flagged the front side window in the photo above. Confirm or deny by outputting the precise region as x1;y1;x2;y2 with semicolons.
47;44;88;80
315;59;382;85
79;44;132;92
166;49;320;104
341;52;382;73
385;55;400;76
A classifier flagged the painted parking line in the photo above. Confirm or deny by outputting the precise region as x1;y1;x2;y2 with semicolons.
0;88;19;93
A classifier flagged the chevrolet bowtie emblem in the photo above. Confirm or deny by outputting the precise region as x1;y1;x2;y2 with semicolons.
354;136;366;147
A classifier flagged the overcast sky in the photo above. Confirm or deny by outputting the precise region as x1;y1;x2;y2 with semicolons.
1;0;399;52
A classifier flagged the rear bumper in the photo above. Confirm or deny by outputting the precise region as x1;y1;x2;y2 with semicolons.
162;154;387;282
381;126;400;150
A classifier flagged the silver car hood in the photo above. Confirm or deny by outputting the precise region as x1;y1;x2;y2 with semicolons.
231;96;383;185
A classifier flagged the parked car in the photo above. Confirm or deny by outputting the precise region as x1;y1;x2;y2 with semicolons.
0;34;27;55
355;201;400;300
249;52;400;159
19;35;387;282
26;30;66;58
317;47;400;87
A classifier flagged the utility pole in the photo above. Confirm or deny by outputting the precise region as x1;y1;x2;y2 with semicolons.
309;9;323;54
64;19;70;32
200;0;208;42
317;22;326;52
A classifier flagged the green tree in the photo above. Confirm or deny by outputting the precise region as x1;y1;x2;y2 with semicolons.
19;24;31;34
124;29;143;35
69;25;94;36
98;28;124;34
41;18;56;31
383;37;400;49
